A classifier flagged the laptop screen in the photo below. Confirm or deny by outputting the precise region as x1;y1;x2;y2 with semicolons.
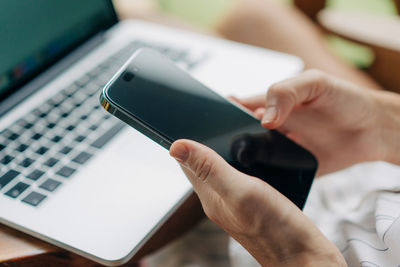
0;0;117;102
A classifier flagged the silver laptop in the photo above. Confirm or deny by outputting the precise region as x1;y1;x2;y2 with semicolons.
0;1;303;265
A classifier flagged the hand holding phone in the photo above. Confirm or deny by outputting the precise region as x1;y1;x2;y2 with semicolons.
100;48;317;209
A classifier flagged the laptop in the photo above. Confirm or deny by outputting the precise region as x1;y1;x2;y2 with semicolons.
0;1;303;265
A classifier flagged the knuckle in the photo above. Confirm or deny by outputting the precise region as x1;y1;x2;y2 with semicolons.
192;155;214;182
305;69;328;84
267;83;281;95
303;69;332;100
268;83;297;105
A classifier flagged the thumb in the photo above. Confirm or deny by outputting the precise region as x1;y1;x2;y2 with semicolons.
169;139;249;200
262;70;333;129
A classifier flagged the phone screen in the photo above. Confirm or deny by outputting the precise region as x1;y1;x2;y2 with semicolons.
103;49;317;209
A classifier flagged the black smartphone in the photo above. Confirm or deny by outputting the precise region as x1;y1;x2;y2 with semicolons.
100;48;317;209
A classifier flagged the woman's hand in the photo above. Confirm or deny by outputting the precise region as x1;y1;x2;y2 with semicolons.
170;140;346;267
235;70;400;176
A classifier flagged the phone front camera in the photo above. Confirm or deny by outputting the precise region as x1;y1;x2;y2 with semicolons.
123;72;135;82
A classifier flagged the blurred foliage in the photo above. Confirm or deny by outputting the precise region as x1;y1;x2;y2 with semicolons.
157;0;235;28
156;0;398;67
327;0;397;15
325;35;375;68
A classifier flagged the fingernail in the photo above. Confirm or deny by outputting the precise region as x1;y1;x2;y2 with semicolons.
261;106;278;124
171;143;189;163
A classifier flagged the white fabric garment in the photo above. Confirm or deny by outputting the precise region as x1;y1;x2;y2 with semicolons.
229;161;400;267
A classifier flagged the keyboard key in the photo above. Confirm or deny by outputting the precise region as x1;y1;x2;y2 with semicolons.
0;170;20;190
72;152;92;165
27;170;45;181
24;122;34;129
60;112;69;118
20;158;35;168
34;111;47;118
9;133;19;141
74;135;86;142
51;135;63;143
32;109;41;117
0;144;5;151
89;124;98;131
59;146;73;155
5;182;29;198
16;144;29;152
56;166;76;178
17;119;28;127
91;122;125;149
4;131;19;141
22;191;46;206
66;125;75;131
1;155;14;165
31;133;43;141
88;91;97;97
88;67;103;77
76;75;90;87
46;122;56;129
85;83;100;94
94;74;110;86
40;179;61;192
63;85;79;97
51;101;62;108
80;115;88;120
44;157;58;167
36;146;49;155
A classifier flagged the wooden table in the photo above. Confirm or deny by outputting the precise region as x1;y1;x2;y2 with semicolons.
0;192;204;266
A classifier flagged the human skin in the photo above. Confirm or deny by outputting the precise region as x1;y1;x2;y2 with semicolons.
170;139;346;267
169;70;400;266
237;69;400;175
216;0;382;90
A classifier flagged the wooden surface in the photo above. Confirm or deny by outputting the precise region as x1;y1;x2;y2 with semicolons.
0;192;204;266
318;9;400;92
294;0;326;20
0;225;56;262
395;0;400;13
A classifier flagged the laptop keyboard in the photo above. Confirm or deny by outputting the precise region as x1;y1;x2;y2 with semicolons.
0;41;205;207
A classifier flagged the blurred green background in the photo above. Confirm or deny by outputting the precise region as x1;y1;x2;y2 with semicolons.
157;0;398;67
158;0;397;28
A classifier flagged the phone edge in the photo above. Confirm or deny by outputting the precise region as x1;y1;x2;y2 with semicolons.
100;92;173;150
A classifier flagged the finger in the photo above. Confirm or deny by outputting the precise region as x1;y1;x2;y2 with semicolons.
169;139;250;200
229;95;265;119
231;94;266;111
254;107;265;120
261;70;333;129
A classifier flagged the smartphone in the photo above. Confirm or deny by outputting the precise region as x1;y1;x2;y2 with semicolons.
100;48;317;209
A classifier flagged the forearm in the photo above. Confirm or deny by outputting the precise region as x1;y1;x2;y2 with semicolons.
243;237;346;267
216;0;381;90
375;90;400;165
232;219;346;267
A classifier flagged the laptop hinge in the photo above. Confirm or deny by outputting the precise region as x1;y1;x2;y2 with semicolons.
0;33;106;116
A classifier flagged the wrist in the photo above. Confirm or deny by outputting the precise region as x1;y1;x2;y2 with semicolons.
253;245;346;267
278;250;347;267
374;91;400;165
245;225;346;267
